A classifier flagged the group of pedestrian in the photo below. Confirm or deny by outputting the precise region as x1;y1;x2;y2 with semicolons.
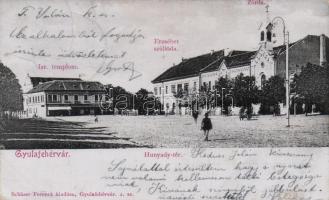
192;110;213;141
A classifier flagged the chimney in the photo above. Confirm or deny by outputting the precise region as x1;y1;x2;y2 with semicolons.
210;50;215;55
320;34;327;66
224;48;231;56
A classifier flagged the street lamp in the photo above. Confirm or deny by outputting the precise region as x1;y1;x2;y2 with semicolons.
221;88;233;115
221;88;225;115
272;16;290;127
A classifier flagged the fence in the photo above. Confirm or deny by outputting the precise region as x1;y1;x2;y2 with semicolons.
0;110;27;119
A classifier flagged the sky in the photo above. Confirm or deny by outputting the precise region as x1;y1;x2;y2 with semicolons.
0;0;328;93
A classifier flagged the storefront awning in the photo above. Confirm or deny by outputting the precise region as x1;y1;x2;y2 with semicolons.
48;106;72;111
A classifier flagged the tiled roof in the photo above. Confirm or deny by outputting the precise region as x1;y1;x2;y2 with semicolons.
229;50;250;56
29;77;81;87
27;80;105;94
225;51;256;69
152;50;224;83
272;35;326;55
152;35;327;84
200;57;225;73
273;42;296;55
152;50;257;83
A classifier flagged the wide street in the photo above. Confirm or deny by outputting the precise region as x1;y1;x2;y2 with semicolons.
54;114;329;148
1;114;328;149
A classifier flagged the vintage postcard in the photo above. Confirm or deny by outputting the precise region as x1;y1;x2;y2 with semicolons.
0;0;328;199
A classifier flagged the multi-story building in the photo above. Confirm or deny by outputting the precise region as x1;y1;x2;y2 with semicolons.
23;80;106;117
152;14;328;113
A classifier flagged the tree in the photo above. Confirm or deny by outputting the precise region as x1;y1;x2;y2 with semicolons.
172;87;188;114
104;84;133;113
173;88;184;99
232;73;259;118
259;75;285;115
198;84;211;110
0;62;23;113
294;63;329;114
214;76;234;114
135;88;157;115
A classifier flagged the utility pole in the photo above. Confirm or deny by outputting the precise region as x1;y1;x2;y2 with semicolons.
286;31;290;127
221;88;225;115
272;14;290;127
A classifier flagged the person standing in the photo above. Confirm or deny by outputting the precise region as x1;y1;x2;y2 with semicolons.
192;110;199;125
201;113;212;141
94;113;98;123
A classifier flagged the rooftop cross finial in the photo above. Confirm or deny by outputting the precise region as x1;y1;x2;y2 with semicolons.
265;4;270;23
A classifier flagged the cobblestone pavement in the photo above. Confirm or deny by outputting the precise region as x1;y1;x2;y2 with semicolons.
55;114;329;148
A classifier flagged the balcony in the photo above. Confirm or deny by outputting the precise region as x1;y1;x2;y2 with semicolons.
47;99;98;105
48;100;61;104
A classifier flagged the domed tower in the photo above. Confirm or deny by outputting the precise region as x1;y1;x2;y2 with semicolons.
259;5;274;51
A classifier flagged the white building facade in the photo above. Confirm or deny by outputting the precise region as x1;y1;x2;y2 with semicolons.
152;13;328;113
23;80;106;118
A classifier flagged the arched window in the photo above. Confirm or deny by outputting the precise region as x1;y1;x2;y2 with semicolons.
261;74;266;89
266;31;272;42
260;31;264;41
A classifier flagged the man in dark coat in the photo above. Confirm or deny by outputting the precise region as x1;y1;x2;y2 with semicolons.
201;112;212;141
